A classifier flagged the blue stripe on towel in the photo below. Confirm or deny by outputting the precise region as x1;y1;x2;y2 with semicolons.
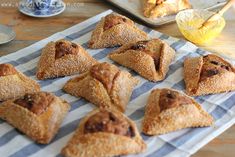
10;118;82;157
65;23;98;40
0;130;20;147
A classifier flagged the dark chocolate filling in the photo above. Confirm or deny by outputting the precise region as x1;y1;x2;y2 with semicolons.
206;69;219;77
14;93;53;115
159;89;192;112
55;41;78;59
84;110;135;138
156;0;165;5
129;40;161;71
210;61;219;65
200;55;233;82
221;64;230;71
130;41;149;50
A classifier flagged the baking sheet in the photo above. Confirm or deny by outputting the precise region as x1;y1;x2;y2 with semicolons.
106;0;227;26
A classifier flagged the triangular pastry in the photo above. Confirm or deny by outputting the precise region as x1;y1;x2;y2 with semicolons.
88;13;148;49
142;88;213;135
143;0;191;18
184;54;235;96
0;63;40;101
109;39;175;82
0;92;70;144
36;39;98;80
61;108;146;157
63;62;139;112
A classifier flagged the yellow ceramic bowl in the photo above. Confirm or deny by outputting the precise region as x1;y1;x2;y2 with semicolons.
176;9;225;45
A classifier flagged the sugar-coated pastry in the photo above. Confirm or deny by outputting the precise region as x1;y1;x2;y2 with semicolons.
63;62;139;112
61;108;146;157
184;54;235;96
142;88;213;135
109;39;175;82
143;0;191;18
36;39;98;80
0;63;40;101
0;92;70;144
88;13;148;49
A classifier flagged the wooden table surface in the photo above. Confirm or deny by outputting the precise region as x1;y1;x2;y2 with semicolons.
0;0;235;156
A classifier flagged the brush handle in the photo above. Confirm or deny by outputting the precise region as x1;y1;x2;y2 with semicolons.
200;0;235;28
208;0;235;21
217;0;235;16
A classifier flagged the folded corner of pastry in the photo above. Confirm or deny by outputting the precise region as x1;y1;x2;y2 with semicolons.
0;92;70;144
61;108;146;157
109;38;175;82
184;54;235;96
63;62;139;112
88;13;148;49
36;39;97;80
0;63;40;101
142;88;213;135
143;0;192;18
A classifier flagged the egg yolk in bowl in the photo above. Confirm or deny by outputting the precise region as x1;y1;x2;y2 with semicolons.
176;9;225;45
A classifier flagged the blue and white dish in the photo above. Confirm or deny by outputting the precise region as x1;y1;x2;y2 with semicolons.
0;24;16;45
33;0;52;10
18;0;66;18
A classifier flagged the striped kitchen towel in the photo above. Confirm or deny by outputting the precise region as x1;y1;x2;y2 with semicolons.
0;10;235;157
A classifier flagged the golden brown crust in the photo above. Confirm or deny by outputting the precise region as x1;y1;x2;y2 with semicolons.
61;108;146;157
90;63;120;93
109;39;175;82
36;39;98;80
0;64;40;101
88;13;148;49
184;54;235;96
103;14;133;31
143;0;191;18
142;88;213;135
63;62;139;112
0;92;70;144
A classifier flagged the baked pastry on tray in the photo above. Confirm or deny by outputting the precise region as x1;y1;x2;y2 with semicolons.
0;92;70;144
36;39;97;80
61;108;146;157
184;54;235;96
143;0;191;18
63;62;139;112
88;13;148;49
109;39;175;82
0;63;40;101
142;88;213;135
